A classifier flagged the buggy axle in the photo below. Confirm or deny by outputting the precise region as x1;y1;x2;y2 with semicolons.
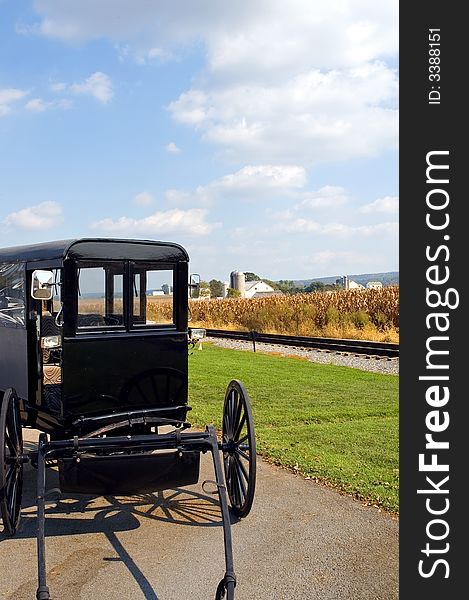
5;453;30;465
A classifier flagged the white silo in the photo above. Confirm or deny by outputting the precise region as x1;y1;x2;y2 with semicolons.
230;270;246;297
223;282;229;298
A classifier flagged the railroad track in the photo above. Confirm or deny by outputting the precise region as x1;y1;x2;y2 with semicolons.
204;329;399;358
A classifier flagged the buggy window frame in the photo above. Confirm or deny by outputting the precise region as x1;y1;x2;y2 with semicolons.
72;260;178;334
75;260;127;333
129;261;176;330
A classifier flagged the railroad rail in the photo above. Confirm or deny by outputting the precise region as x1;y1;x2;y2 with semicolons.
204;329;399;358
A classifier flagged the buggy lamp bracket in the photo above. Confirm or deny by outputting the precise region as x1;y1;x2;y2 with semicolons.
40;336;61;349
189;328;206;340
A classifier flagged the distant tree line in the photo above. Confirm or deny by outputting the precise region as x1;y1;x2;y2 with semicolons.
194;273;345;297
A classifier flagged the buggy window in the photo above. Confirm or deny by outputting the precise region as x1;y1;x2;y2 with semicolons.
132;266;174;326
0;262;26;329
77;263;124;329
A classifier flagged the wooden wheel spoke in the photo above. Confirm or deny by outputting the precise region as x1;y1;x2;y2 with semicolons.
234;453;249;483
226;391;233;430
226;392;232;426
234;473;244;507
236;447;250;462
232;459;241;507
230;390;238;427
233;457;247;501
6;426;18;451
235;433;249;446
9;403;20;446
228;458;237;504
233;413;246;442
223;412;232;439
232;398;243;434
8;472;19;517
5;464;16;485
5;435;16;456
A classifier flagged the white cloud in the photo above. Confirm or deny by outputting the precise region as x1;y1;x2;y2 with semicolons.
166;164;306;206
30;1;398;164
69;72;113;103
270;213;398;237
280;218;322;233
321;221;398;236
307;249;387;274
49;82;67;92
30;2;397;70
360;195;399;214
25;97;72;112
133;191;154;205
165;142;181;154
91;208;220;236
165;189;193;205
295;186;349;210
28;73;113;109
0;88;29;116
169;63;397;164
133;46;174;64
310;250;347;266
219;165;306;190
25;98;49;112
147;47;167;59
3;201;64;230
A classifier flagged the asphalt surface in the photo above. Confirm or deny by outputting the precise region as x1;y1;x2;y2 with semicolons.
0;430;398;600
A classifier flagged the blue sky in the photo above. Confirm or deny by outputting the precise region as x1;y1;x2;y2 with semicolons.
0;1;398;282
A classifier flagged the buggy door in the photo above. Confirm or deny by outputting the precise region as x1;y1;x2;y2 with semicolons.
60;260;188;418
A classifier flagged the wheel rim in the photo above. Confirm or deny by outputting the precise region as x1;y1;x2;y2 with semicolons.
222;380;256;518
0;389;23;535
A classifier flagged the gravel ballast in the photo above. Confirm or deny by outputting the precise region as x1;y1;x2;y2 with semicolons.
204;336;399;375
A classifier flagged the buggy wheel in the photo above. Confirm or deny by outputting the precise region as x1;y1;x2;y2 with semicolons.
0;388;24;535
222;380;256;518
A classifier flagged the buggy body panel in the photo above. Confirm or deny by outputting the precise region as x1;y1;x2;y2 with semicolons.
0;326;29;400
61;331;188;418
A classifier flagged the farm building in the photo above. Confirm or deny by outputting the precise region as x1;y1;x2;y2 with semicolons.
347;279;365;290
244;280;281;298
366;281;383;289
229;270;282;298
341;275;365;290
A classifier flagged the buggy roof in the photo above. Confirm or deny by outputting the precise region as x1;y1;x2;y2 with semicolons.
0;238;189;266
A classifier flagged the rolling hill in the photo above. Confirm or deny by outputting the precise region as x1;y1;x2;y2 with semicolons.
292;271;399;288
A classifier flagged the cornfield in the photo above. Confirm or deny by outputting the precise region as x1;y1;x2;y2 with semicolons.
148;286;399;343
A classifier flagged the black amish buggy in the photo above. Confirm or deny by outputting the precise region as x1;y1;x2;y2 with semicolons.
0;238;256;600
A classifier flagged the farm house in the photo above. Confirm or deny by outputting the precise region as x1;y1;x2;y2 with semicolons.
244;280;281;298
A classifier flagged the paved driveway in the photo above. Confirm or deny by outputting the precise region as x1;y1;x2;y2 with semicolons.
1;430;398;600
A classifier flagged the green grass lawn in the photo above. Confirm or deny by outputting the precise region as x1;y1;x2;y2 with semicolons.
188;343;399;513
